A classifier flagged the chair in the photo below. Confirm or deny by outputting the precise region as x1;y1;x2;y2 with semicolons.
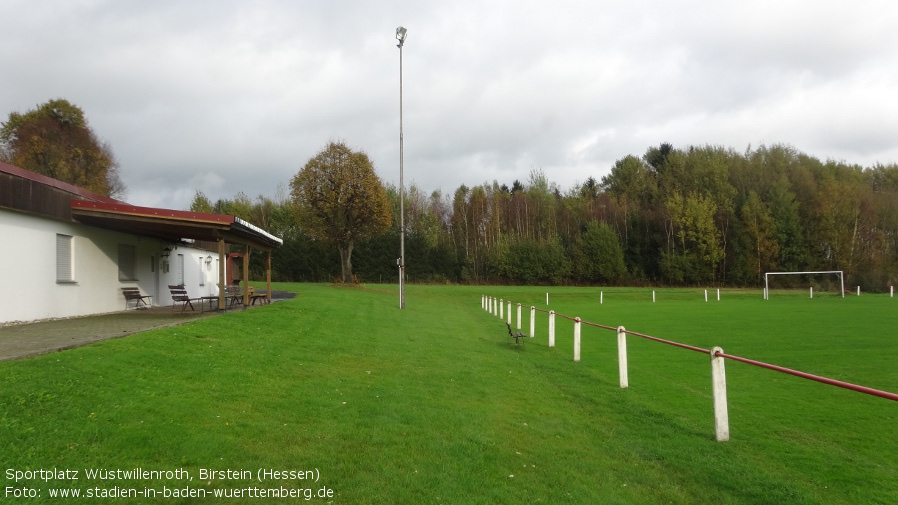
168;284;197;313
223;285;244;309
506;323;527;346
121;287;152;309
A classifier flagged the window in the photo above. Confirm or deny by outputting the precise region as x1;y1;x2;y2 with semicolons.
176;254;184;285
118;244;137;281
56;234;74;283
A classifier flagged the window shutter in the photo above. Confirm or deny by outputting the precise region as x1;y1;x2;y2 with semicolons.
56;234;73;282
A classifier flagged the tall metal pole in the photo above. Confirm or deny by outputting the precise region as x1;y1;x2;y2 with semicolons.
396;26;407;309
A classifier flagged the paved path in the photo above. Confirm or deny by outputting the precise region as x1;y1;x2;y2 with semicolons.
0;291;296;362
0;307;216;362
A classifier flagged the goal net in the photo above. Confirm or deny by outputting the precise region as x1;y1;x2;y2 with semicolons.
764;271;844;298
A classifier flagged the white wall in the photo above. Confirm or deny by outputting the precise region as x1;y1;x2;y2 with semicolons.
0;209;218;324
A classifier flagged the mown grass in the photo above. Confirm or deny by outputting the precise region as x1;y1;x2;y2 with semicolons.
1;284;896;504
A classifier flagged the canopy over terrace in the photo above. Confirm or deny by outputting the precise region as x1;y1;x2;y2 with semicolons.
70;199;283;309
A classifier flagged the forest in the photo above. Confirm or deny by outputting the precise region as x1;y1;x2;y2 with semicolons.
193;143;898;291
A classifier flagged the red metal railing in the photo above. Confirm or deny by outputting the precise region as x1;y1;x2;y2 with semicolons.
487;296;898;403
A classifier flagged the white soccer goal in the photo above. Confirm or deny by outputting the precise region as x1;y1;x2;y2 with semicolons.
764;271;844;299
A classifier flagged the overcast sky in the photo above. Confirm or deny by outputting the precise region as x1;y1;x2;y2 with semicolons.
2;0;897;210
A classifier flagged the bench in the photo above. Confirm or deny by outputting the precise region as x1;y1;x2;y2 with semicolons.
224;285;244;308
121;287;152;309
248;285;269;305
168;284;198;313
506;322;527;346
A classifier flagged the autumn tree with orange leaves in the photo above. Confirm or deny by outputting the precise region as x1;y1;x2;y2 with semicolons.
290;141;392;283
0;99;125;198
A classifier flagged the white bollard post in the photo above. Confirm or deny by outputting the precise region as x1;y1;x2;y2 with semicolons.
530;306;536;338
705;289;708;302
516;303;522;330
600;291;603;304
573;317;581;362
710;346;730;442
548;311;556;347
617;326;628;389
857;286;861;296
546;292;549;305
499;299;503;319
892;286;894;298
507;301;512;325
810;287;813;299
493;297;497;316
653;290;656;303
717;288;720;301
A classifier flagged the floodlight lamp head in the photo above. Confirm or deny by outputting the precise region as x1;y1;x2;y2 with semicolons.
396;26;407;47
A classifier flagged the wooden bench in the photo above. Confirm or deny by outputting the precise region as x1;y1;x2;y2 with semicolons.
168;284;198;313
121;287;152;309
506;322;527;346
248;285;269;305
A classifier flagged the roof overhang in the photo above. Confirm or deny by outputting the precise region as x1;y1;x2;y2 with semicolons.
70;200;283;250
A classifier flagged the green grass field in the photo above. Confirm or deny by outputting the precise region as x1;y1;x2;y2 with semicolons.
1;284;896;504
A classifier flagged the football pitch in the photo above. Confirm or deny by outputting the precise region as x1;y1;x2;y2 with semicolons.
1;284;896;504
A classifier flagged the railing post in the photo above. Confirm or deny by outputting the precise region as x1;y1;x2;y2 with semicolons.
529;306;536;338
710;346;730;442
516;303;522;330
573;317;581;362
548;310;556;347
492;297;497;316
617;326;628;388
499;299;503;319
507;301;512;325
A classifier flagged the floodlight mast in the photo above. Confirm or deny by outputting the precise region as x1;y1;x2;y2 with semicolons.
396;26;407;310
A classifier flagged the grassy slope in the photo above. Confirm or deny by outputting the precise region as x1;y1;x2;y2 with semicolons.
1;284;896;504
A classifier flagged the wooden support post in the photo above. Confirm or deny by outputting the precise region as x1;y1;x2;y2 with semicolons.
711;346;730;442
617;326;628;389
266;250;272;304
217;239;226;310
573;317;582;362
243;246;251;306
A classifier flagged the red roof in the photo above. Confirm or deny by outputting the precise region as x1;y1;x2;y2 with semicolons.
0;160;119;203
1;161;282;250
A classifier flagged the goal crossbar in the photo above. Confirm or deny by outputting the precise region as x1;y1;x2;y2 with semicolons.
764;271;844;299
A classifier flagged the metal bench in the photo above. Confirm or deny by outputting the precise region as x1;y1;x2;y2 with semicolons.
168;284;198;313
506;322;527;346
121;287;152;309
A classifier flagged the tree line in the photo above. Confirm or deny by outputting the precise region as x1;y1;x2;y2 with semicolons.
11;99;894;289
195;142;898;291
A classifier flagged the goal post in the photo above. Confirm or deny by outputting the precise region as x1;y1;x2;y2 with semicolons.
764;271;844;299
